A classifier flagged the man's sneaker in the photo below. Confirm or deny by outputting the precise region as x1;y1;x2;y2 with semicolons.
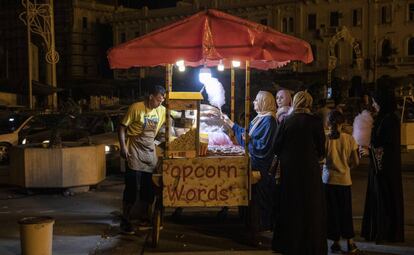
137;220;152;231
348;243;361;254
330;242;342;254
120;220;135;235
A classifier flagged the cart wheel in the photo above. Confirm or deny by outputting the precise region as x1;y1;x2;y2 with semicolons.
217;206;228;221
151;208;161;248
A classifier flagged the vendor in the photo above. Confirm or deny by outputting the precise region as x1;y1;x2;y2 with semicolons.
222;91;277;240
118;85;166;234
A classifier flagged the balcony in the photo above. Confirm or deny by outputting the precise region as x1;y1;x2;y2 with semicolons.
377;56;414;67
402;56;414;64
316;26;340;38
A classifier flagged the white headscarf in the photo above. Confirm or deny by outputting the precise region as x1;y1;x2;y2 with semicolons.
249;91;276;136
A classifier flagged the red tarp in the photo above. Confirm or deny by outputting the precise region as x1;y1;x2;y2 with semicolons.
107;9;313;70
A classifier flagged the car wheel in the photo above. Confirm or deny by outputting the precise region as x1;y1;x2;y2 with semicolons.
0;143;11;165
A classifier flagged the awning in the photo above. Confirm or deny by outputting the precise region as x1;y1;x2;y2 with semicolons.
108;9;313;70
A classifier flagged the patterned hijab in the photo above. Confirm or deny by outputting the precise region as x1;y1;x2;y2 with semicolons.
290;91;313;114
249;91;276;136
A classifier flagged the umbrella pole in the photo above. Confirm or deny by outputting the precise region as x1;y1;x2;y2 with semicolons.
231;66;235;122
165;64;173;158
244;60;251;200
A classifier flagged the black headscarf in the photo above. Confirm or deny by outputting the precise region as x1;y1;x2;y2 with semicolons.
372;77;397;115
371;77;398;146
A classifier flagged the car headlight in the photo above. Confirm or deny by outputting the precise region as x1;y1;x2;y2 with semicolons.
105;145;119;153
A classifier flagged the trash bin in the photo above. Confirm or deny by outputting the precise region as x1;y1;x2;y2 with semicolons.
19;216;55;255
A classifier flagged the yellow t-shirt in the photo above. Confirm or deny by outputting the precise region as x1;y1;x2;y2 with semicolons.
323;132;358;186
121;101;166;136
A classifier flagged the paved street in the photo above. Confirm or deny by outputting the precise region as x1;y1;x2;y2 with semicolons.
0;157;413;254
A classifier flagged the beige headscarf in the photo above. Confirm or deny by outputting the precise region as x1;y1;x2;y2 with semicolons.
249;91;276;136
290;91;313;114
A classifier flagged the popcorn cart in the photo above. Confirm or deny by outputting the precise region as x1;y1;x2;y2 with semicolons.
107;9;314;247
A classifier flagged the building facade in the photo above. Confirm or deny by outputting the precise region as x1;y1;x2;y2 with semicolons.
0;0;118;108
112;0;414;98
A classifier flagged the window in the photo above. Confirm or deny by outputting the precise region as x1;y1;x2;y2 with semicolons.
381;39;392;63
288;17;294;32
282;18;287;32
409;3;414;21
120;32;126;43
82;40;87;51
82;17;88;30
330;11;339;26
381;5;392;24
352;8;362;26
260;18;267;25
311;44;317;61
408;37;414;55
308;14;317;31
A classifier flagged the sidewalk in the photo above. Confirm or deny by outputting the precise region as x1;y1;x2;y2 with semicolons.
0;165;413;254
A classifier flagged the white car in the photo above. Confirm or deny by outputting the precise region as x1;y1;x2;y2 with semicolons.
0;112;33;164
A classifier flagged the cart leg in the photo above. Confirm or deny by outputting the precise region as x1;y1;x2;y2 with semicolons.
171;207;183;221
151;207;161;248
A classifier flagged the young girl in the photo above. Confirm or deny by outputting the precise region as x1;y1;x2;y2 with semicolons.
323;110;360;253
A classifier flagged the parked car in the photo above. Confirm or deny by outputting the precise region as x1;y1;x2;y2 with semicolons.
18;111;125;171
0;112;33;164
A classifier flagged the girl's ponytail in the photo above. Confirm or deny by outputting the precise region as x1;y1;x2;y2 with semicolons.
328;110;345;140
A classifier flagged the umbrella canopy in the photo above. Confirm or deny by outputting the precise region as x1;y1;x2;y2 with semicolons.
107;9;313;70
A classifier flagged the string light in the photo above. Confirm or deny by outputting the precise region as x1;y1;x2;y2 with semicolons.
217;60;224;71
232;60;241;68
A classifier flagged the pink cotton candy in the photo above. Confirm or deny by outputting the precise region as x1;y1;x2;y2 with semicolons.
207;131;233;145
353;110;374;147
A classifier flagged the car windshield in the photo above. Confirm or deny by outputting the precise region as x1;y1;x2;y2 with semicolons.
0;114;31;135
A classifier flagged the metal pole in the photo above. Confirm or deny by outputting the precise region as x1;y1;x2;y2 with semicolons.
164;64;172;158
49;0;57;109
244;61;250;151
231;66;235;121
26;0;33;109
244;60;251;201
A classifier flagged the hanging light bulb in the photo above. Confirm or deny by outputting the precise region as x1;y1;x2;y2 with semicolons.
217;60;224;71
176;60;184;67
199;67;212;83
178;65;186;72
232;60;241;68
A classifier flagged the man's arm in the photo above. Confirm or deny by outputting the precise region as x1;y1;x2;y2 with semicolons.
118;124;129;159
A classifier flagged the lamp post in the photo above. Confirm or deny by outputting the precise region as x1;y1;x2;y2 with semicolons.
19;0;59;109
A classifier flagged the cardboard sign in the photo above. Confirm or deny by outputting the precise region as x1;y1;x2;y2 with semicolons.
162;156;249;207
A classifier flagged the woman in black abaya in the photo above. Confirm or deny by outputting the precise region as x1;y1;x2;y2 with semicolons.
361;80;404;243
272;91;327;255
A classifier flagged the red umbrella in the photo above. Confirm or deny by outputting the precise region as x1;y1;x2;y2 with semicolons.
107;9;313;70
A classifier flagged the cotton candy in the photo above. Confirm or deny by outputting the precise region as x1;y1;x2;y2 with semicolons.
203;78;226;110
353;110;374;147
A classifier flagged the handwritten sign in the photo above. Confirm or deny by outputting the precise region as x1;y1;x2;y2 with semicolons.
162;156;249;207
